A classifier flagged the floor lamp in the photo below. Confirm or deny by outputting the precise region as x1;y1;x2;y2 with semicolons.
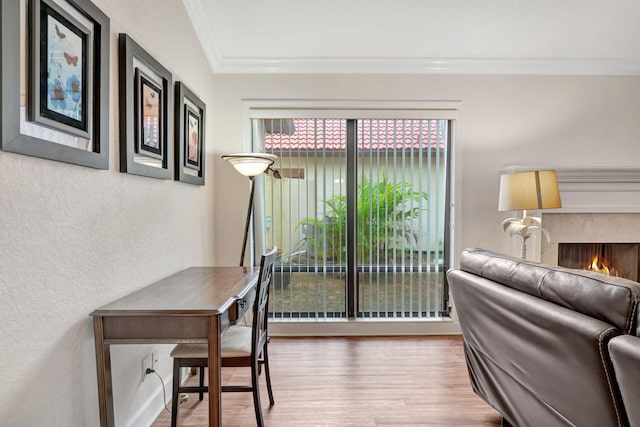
498;170;562;259
222;153;278;266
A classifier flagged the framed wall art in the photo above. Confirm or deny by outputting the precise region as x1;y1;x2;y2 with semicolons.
136;68;163;160
174;82;206;185
0;0;110;169
30;0;90;138
118;33;173;180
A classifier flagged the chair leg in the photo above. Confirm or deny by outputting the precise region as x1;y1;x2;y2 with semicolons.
251;358;265;427
262;344;275;406
198;367;205;401
171;358;181;427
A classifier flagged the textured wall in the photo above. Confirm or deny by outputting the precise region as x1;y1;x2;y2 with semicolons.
0;0;215;425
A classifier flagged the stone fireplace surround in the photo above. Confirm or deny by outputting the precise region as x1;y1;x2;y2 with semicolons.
538;168;640;267
541;213;640;266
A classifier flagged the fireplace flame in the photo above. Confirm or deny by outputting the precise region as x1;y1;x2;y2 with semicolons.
586;255;618;276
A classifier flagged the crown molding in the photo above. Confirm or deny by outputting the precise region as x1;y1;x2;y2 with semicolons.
183;0;640;76
209;56;640;75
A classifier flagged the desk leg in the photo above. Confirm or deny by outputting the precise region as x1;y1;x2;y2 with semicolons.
208;316;222;427
93;317;114;427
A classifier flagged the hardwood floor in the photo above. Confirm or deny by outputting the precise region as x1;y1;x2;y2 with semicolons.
151;335;501;427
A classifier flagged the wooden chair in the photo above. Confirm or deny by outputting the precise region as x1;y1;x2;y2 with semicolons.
170;248;277;427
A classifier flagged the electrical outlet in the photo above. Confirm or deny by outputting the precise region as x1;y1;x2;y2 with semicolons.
151;352;158;370
142;354;152;380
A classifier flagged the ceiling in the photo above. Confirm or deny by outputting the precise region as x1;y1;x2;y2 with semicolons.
183;0;640;75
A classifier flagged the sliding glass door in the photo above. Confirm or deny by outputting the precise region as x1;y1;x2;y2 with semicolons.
255;117;450;320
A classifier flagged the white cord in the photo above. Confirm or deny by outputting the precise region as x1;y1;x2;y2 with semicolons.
149;369;172;414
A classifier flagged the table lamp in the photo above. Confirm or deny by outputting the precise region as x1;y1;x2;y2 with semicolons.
222;153;278;266
498;169;562;259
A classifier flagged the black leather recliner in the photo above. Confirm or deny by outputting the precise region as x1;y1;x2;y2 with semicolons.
447;248;640;427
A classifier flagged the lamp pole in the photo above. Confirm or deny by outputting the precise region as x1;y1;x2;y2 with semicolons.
239;176;255;267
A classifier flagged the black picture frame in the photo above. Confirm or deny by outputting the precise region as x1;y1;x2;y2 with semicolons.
0;0;109;169
30;0;90;138
174;82;205;185
119;33;173;180
135;69;163;160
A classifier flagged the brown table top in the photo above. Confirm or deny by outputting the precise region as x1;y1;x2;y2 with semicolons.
90;266;260;317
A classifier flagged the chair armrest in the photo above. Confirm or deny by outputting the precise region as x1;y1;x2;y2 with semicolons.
609;335;640;427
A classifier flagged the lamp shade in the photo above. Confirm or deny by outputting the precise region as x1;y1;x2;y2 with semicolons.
222;153;277;177
498;170;562;211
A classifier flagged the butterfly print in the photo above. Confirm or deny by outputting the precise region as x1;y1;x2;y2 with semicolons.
145;92;156;108
52;81;65;101
55;24;66;39
64;52;78;66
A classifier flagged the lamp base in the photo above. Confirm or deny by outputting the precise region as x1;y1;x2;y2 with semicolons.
502;212;551;261
519;235;531;260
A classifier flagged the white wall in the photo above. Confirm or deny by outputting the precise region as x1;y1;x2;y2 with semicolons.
0;0;215;425
211;74;640;266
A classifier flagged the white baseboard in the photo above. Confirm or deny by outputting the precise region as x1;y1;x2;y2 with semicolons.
125;375;172;427
269;317;461;336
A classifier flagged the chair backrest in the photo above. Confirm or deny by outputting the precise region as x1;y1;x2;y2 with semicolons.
251;247;277;357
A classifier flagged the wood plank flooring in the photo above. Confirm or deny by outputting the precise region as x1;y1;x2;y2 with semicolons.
151;335;501;427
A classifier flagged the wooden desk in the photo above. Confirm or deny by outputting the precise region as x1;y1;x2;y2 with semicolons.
90;266;260;427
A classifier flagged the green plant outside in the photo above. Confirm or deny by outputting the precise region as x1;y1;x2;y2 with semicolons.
301;174;428;264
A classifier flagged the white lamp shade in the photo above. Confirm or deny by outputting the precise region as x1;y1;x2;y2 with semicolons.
222;153;277;177
498;170;562;211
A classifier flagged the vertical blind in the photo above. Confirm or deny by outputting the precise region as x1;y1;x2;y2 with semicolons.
255;118;450;319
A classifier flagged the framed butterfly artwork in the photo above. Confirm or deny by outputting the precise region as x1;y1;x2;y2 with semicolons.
118;33;173;180
174;82;206;185
30;0;90;138
0;0;110;169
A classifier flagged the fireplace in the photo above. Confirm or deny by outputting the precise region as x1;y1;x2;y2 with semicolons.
534;169;640;277
558;243;640;281
541;213;640;283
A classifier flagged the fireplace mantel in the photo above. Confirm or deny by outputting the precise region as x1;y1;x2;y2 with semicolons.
554;168;640;213
557;168;640;184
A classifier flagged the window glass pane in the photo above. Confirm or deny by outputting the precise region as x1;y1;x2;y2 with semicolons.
356;119;448;318
263;119;348;318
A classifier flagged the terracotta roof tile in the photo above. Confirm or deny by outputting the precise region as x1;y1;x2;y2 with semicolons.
265;119;445;152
